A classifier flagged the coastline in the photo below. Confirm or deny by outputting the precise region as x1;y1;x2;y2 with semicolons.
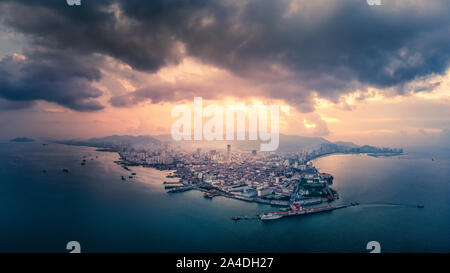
55;142;403;221
1;142;445;252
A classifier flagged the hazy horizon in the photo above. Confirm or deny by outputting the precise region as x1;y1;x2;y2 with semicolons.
0;0;449;148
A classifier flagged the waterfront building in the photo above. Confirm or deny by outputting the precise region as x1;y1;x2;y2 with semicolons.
258;188;273;197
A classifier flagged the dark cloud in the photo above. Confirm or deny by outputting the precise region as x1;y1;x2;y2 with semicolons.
0;50;104;111
0;0;450;111
0;98;35;110
0;0;185;72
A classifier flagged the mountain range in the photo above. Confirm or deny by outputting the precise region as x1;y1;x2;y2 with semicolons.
56;134;362;153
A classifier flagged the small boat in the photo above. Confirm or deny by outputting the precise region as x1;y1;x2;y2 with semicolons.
129;176;133;179
42;170;47;173
81;162;86;166
121;176;126;180
63;169;69;173
232;217;240;221
417;204;424;208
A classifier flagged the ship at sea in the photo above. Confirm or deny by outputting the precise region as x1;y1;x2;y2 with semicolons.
259;213;284;221
259;204;348;221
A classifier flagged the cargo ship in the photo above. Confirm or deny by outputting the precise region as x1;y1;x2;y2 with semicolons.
259;213;284;221
259;204;348;221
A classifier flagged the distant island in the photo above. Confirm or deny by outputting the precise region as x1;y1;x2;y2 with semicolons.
10;137;35;143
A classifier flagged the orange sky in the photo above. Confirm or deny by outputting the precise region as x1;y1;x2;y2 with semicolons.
0;0;449;148
1;56;449;147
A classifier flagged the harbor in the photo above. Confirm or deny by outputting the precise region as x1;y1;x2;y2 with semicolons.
110;142;421;226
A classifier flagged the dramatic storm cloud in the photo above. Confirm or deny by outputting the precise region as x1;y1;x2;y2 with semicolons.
0;50;104;111
0;0;449;111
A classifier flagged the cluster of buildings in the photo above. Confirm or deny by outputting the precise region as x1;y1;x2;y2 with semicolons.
116;143;338;206
118;144;175;166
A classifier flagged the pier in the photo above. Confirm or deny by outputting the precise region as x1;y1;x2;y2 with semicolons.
165;184;185;189
167;185;193;193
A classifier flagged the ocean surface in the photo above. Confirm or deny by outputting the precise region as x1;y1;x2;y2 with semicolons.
0;142;449;253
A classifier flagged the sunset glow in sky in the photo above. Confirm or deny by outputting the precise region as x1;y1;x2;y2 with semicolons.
0;0;449;147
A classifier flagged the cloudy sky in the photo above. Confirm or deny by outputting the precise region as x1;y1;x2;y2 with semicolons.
0;0;449;147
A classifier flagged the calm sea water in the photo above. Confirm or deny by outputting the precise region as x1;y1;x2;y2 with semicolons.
0;142;449;253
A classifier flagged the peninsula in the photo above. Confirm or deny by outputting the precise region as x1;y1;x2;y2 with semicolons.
56;134;403;221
